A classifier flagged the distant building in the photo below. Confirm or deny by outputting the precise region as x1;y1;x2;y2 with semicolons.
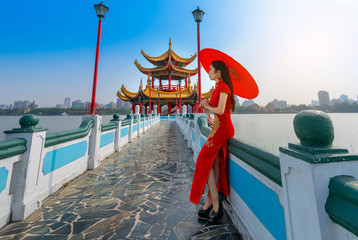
318;90;330;106
251;103;261;111
106;102;116;109
64;97;71;108
338;94;355;104
265;103;276;111
72;100;85;108
29;101;38;109
14;100;31;109
0;104;10;109
271;99;287;109
124;101;132;108
311;100;320;107
116;98;124;109
242;99;254;107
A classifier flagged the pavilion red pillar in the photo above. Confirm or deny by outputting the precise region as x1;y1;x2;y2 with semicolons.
145;105;148;114
179;89;182;114
132;104;135;114
169;73;171;91
185;77;188;88
168;103;172;115
152;75;154;88
186;103;189;113
139;98;143;114
160;80;162;90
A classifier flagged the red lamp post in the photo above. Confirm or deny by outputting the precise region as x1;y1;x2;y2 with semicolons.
179;79;182;113
192;6;205;113
149;74;152;114
89;2;109;115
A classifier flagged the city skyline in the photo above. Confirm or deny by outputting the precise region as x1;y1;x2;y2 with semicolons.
1;1;358;107
1;90;358;110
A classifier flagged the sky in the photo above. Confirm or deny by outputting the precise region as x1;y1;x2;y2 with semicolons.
1;0;358;107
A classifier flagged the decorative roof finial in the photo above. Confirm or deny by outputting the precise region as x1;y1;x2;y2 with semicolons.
169;38;172;48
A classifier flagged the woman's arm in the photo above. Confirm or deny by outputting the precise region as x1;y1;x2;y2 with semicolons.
202;92;229;115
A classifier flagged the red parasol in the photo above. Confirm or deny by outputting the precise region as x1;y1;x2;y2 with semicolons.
199;48;259;99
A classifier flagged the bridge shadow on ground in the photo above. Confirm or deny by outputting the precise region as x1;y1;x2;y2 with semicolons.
0;121;241;240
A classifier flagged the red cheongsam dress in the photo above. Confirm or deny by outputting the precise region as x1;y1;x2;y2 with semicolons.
190;80;235;205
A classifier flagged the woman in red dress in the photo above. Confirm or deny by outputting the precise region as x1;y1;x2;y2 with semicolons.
190;60;235;220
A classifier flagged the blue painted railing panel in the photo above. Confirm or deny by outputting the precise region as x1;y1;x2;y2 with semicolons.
228;158;286;240
0;166;9;194
200;136;206;149
145;121;147;127
192;129;195;142
100;132;115;148
133;124;137;132
160;116;168;120
171;116;176;119
43;141;88;175
140;123;143;129
121;127;129;137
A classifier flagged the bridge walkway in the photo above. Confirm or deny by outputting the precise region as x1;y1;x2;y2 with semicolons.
0;121;240;240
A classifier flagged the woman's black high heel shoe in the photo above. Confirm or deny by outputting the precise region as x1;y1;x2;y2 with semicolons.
210;193;225;221
197;205;213;218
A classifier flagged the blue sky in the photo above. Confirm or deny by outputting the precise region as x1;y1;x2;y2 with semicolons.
1;0;358;107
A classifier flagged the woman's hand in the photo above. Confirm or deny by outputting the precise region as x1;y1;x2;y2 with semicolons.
200;99;209;109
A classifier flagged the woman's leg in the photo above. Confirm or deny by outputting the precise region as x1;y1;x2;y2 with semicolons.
202;152;221;210
207;153;221;212
213;150;221;185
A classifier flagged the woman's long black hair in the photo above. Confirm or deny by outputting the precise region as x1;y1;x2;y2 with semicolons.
211;60;235;112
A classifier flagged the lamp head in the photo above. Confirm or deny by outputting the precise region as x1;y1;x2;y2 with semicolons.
94;1;109;19
192;6;205;23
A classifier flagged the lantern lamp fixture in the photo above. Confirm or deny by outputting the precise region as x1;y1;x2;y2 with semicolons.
94;1;109;19
192;6;205;23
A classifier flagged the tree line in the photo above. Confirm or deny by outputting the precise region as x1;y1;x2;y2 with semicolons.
234;102;358;113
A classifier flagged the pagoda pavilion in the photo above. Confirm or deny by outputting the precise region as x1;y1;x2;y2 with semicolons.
117;39;214;115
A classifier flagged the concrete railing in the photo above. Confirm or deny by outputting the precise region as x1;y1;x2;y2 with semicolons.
0;113;160;228
176;110;358;240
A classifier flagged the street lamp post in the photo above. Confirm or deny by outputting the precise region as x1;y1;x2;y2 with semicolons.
179;79;182;114
149;74;152;114
89;1;109;115
192;6;205;113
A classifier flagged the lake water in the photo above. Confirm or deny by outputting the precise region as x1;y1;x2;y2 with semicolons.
1;114;357;156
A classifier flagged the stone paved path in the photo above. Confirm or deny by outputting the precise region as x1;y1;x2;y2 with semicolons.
0;121;241;240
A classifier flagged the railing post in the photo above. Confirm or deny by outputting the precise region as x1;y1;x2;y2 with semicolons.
83;115;102;170
110;114;121;152
4;114;47;221
187;116;193;148
279;110;358;240
193;113;207;163
137;114;141;137
127;115;133;143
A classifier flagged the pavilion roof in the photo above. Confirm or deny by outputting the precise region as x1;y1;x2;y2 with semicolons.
141;38;197;66
135;38;198;80
134;60;197;80
117;79;214;101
